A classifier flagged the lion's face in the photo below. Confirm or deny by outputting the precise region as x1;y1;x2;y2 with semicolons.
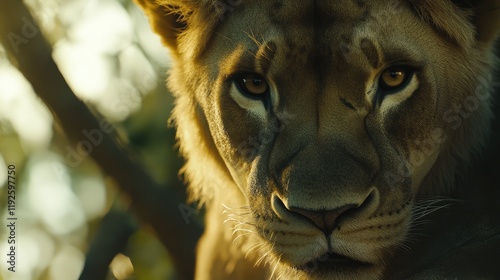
137;0;499;279
191;1;487;278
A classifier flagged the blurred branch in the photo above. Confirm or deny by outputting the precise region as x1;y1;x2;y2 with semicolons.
80;210;138;280
0;1;202;280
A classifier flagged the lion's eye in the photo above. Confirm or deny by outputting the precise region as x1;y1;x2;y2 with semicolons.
234;73;269;98
378;67;413;93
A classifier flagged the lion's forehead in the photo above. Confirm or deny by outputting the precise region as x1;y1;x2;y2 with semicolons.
220;0;422;76
257;0;408;29
263;0;393;24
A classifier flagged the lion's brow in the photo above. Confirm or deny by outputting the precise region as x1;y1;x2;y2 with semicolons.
255;41;277;74
360;38;381;69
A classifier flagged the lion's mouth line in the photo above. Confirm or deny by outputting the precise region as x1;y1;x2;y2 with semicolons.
293;252;372;271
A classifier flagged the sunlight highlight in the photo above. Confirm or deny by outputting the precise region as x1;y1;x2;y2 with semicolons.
0;65;53;151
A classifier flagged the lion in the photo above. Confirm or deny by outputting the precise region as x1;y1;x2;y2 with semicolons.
135;0;500;279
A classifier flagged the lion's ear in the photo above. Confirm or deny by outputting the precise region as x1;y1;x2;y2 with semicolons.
134;0;217;57
411;0;500;49
134;0;188;51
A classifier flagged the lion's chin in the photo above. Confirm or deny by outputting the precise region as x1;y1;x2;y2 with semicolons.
274;251;381;280
278;256;381;280
293;252;373;271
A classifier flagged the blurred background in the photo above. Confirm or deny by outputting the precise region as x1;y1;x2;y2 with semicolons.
0;0;184;279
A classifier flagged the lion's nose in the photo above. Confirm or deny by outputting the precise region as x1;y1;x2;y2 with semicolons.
289;204;356;235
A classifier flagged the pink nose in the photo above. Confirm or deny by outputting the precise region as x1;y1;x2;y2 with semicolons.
289;204;356;235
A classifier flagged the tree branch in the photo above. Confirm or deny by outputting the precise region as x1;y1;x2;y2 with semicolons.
0;1;202;279
79;210;138;280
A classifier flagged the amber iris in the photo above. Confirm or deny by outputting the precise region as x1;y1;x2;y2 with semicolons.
380;67;407;89
239;73;269;96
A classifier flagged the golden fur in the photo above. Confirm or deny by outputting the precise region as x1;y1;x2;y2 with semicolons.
135;0;500;279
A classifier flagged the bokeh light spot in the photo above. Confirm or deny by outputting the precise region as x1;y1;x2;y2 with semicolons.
0;65;53;151
74;176;107;220
48;245;85;280
26;152;86;235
